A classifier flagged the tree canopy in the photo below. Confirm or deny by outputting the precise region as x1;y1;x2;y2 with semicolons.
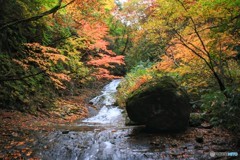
116;0;240;132
0;0;126;110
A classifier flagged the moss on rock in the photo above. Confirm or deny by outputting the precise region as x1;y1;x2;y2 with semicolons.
126;76;191;132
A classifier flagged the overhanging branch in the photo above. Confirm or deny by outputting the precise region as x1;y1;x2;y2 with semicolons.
0;70;47;82
0;0;75;31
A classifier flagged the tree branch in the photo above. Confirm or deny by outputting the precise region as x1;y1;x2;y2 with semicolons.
0;70;47;82
174;30;211;69
0;0;75;31
195;13;240;34
122;33;130;55
176;0;212;62
174;1;228;94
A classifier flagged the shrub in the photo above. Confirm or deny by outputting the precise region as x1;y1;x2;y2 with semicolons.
201;89;240;132
116;63;161;107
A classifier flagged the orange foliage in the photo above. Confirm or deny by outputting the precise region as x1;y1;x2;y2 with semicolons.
130;75;150;93
87;54;125;79
155;55;175;71
19;43;70;89
65;0;112;54
49;73;71;89
62;0;125;79
90;68;122;80
78;21;114;54
87;55;125;67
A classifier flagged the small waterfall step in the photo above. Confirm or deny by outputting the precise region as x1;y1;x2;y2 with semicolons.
82;79;124;125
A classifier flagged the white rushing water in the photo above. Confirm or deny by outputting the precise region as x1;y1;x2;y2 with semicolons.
82;79;123;124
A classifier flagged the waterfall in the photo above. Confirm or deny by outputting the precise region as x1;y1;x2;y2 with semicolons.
82;79;123;124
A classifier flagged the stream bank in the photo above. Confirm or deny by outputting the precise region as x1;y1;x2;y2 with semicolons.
0;81;106;159
0;79;239;159
34;79;240;160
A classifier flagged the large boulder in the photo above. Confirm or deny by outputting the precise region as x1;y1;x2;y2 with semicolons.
126;76;191;132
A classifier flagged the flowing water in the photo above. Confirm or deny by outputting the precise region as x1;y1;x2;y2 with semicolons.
35;79;235;160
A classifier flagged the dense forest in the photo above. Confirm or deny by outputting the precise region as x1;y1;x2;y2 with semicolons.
1;0;239;130
0;0;240;158
116;0;240;133
0;0;125;111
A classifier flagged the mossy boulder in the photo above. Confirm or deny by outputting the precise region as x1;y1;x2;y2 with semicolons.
126;76;191;132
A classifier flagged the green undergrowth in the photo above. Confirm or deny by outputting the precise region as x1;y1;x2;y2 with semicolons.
117;63;162;107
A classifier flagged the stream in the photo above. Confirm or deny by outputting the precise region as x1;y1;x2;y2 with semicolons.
34;79;236;160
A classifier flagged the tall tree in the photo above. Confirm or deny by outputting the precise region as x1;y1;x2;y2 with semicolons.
121;0;240;96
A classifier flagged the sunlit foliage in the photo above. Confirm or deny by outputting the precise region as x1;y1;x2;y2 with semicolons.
116;0;240;132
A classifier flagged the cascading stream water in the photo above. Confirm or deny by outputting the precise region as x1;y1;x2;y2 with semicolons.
35;79;228;160
37;79;143;160
89;79;121;106
82;79;124;125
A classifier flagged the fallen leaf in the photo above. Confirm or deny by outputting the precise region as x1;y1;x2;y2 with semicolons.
17;141;25;146
4;145;12;149
22;148;28;153
26;151;32;156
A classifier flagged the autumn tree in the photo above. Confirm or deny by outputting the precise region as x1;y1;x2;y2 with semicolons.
113;0;161;69
121;0;240;96
0;0;125;111
62;0;125;79
117;0;240;132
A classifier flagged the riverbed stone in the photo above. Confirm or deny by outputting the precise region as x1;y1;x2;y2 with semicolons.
126;76;191;132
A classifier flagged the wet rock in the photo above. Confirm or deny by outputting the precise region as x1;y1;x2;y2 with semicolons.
194;144;202;149
196;150;204;154
203;146;209;152
125;116;142;126
126;76;191;132
87;106;99;117
182;146;188;150
62;130;69;134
